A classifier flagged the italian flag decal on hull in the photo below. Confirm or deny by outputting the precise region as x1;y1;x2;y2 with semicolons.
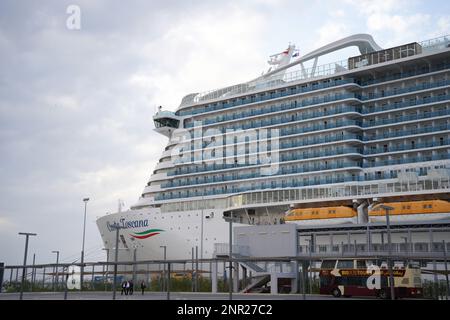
130;229;164;239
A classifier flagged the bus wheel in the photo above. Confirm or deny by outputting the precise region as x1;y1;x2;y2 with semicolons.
378;289;388;300
332;288;341;298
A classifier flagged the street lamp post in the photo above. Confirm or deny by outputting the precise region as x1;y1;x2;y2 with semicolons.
80;197;89;290
160;246;167;292
443;240;449;300
18;232;37;300
51;250;60;291
371;202;395;300
305;239;313;294
111;225;124;300
228;211;233;301
102;248;109;291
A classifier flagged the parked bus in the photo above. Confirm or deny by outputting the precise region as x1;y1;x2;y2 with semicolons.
319;259;422;299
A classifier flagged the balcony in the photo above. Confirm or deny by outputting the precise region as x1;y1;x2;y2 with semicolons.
160;161;361;190
365;123;450;141
185;97;361;129
363;154;449;168
178;78;356;116
364;139;450;155
363;108;450;128
179;92;448;145
178;62;450;122
358;62;450;86
183;79;450;130
362;93;450;115
361;78;450;102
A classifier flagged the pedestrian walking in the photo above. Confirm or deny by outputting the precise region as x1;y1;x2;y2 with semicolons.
129;280;134;295
125;280;130;295
140;281;147;295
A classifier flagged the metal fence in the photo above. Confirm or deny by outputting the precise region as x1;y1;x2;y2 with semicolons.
1;251;449;300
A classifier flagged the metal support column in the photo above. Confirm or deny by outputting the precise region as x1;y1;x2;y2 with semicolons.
430;229;438;299
133;248;137;286
233;262;239;293
228;212;233;300
191;248;194;292
195;246;199;292
167;262;171;300
443;240;449;300
211;259;218;293
42;267;45;288
31;254;36;292
0;263;4;293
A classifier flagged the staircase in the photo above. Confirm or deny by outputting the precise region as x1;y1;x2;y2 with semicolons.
241;274;271;293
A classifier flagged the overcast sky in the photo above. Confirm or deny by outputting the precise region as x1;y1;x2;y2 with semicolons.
0;0;449;266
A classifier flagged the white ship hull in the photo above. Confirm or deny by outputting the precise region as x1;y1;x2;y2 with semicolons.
96;207;239;262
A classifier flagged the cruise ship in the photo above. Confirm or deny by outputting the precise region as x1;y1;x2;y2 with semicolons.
97;34;450;264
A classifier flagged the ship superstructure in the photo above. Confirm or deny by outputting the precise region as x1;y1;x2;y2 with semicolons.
97;34;450;264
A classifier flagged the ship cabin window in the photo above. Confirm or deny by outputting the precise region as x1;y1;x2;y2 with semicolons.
356;260;367;269
337;260;354;269
154;117;179;129
321;260;336;269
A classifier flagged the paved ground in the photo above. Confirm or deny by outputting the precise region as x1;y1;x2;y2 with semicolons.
0;291;365;300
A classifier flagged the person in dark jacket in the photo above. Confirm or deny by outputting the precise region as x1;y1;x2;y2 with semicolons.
129;280;134;295
140;281;147;295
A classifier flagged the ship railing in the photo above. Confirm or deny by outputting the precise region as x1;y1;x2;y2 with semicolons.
420;34;450;51
226;176;450;209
